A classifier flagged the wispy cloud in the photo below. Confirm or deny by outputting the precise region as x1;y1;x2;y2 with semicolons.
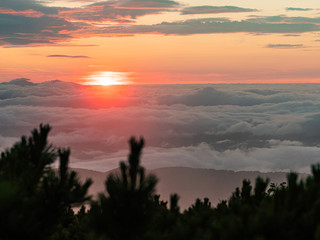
2;13;320;46
0;0;180;46
265;44;305;49
0;0;61;15
59;0;180;23
109;16;320;35
1;0;320;46
181;6;257;15
0;7;44;17
0;13;89;46
47;55;90;58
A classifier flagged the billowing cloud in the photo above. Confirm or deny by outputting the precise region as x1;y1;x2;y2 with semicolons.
47;55;90;58
181;6;257;15
158;87;295;106
1;78;35;86
265;44;305;49
286;7;313;11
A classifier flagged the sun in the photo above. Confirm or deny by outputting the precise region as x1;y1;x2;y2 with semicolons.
85;71;130;86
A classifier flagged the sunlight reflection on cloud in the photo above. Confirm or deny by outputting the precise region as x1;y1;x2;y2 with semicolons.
84;71;131;86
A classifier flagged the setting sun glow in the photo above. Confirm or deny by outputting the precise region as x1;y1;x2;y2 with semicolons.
85;71;130;86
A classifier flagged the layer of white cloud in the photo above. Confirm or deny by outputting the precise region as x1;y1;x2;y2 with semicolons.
1;79;320;173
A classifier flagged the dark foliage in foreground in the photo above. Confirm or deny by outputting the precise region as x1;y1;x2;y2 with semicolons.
0;125;92;240
1;125;320;240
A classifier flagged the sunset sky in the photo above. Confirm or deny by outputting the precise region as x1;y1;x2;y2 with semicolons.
2;0;320;175
1;0;320;84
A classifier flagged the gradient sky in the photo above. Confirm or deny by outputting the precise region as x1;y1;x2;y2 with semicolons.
1;0;320;84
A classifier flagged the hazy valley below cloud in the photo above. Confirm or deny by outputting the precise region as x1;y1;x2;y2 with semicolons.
1;79;320;173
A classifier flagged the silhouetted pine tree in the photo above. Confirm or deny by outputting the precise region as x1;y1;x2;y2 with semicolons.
0;124;92;240
89;137;157;240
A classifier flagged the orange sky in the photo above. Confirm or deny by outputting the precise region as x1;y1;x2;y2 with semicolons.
1;0;320;84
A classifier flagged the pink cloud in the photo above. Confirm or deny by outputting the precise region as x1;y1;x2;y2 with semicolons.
0;7;44;17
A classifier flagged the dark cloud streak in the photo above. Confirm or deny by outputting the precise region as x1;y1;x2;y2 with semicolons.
98;16;320;36
286;7;313;11
266;44;305;49
47;55;90;58
0;13;89;45
181;6;257;15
